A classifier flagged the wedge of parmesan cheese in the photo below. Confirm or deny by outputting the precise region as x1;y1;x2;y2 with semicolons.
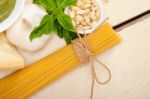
0;32;24;71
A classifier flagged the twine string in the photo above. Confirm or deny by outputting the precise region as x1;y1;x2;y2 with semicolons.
72;18;111;99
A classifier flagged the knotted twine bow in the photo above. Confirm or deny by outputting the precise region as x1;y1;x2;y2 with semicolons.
72;18;111;99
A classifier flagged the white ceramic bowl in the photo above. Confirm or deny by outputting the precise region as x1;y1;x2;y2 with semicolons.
0;0;25;32
65;0;105;34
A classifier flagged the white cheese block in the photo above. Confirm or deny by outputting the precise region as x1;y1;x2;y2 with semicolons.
0;33;24;71
0;34;65;78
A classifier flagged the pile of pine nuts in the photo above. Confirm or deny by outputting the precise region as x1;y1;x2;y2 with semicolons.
68;0;100;31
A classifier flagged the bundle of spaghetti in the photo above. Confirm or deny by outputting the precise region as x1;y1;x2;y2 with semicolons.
0;23;121;98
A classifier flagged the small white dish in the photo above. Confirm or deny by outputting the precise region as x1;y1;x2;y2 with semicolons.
65;0;105;34
0;0;25;33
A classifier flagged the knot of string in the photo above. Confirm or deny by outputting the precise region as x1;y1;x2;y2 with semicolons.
72;18;111;99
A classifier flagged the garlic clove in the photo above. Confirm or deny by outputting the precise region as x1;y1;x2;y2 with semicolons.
6;4;51;52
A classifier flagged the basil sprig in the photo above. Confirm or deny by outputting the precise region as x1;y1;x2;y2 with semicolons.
30;0;78;44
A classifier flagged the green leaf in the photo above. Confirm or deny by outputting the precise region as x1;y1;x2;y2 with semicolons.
30;15;55;41
31;0;78;44
54;20;64;38
57;11;76;32
55;19;77;44
56;0;77;9
33;0;56;11
62;29;78;44
69;31;78;40
63;29;72;44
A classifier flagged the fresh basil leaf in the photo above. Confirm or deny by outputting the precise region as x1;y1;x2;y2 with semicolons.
57;11;75;32
55;19;77;43
33;0;56;11
31;0;78;44
54;20;64;38
46;10;53;15
63;29;72;44
30;15;54;41
56;0;77;9
69;31;78;40
63;29;77;44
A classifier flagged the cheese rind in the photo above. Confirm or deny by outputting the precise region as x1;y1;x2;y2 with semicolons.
0;33;24;71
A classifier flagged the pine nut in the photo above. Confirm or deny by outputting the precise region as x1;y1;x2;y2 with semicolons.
92;7;98;11
75;18;80;25
77;1;84;7
71;6;80;10
76;10;85;15
81;22;87;26
84;16;90;23
96;10;100;18
69;11;75;18
72;20;76;27
90;11;95;19
91;21;97;27
68;0;100;32
83;26;91;30
76;15;84;21
85;9;90;14
82;4;91;9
